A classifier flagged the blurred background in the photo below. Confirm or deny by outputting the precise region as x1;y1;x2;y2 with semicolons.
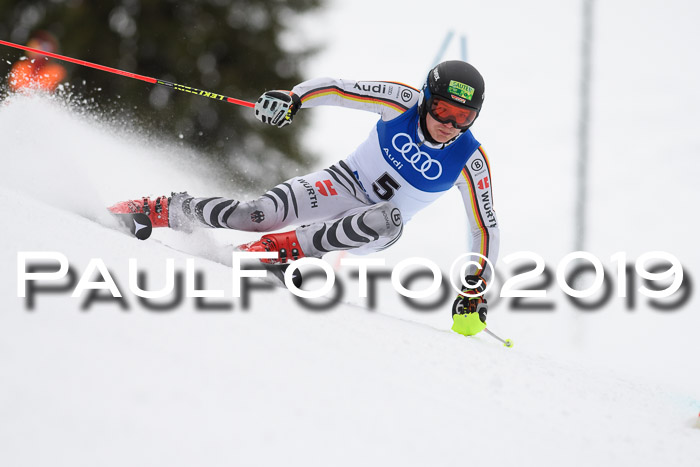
0;0;323;187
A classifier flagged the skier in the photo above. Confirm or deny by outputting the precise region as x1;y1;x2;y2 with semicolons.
109;60;500;337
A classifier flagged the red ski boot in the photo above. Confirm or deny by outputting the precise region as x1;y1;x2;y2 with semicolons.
108;195;170;228
238;230;305;264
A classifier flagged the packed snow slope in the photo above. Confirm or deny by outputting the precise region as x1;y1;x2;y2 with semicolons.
1;96;699;466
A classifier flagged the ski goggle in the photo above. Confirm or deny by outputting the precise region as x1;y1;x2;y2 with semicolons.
428;96;478;129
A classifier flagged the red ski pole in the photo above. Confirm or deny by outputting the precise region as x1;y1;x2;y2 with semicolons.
0;38;255;108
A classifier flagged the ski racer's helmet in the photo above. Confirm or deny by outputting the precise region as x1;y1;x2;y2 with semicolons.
419;60;485;138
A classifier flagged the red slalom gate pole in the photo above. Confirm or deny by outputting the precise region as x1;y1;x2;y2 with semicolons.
0;39;255;108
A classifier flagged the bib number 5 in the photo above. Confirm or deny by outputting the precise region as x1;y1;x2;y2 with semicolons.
372;172;401;201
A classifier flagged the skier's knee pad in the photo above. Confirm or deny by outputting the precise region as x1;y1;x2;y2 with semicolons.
363;202;403;240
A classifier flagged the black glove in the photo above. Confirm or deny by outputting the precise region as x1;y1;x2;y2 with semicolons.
452;275;488;320
451;275;488;336
254;90;302;128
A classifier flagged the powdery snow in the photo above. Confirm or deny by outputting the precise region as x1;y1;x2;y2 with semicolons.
0;93;698;466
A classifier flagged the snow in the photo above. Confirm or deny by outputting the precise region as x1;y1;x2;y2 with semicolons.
0;93;698;466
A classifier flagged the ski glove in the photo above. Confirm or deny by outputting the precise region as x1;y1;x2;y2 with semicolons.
255;90;302;128
451;275;488;336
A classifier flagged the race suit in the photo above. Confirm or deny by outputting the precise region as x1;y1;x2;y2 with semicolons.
170;78;500;281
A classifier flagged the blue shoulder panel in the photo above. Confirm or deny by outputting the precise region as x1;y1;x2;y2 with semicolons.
376;106;480;193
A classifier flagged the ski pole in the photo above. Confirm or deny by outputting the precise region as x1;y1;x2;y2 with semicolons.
0;38;255;108
484;327;513;348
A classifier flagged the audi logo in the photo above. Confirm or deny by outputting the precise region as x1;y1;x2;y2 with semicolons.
391;133;443;181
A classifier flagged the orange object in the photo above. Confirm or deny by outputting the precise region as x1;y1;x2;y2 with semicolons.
108;196;171;228
8;58;66;92
238;230;305;264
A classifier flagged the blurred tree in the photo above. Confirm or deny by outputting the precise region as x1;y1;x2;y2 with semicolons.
0;0;323;188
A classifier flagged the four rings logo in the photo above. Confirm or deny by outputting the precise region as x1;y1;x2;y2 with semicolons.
391;133;443;180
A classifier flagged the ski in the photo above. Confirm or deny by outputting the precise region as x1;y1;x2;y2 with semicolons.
257;261;303;289
105;213;302;289
111;212;153;240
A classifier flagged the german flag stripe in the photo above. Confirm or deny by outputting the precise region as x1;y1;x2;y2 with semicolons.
383;81;419;92
461;159;490;271
300;86;409;113
478;146;494;205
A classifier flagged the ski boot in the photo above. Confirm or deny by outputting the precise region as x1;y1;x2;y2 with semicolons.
108;195;171;228
238;230;305;264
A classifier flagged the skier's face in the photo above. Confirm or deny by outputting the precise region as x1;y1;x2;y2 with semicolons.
425;112;461;143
